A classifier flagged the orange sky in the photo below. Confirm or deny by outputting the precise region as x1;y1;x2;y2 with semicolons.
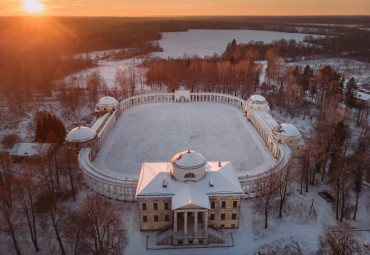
1;0;370;16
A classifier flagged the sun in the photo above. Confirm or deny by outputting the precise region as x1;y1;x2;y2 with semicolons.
22;0;45;13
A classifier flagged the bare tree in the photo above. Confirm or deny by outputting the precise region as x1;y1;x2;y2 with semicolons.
13;169;40;252
277;166;292;218
351;124;369;220
256;174;278;229
80;194;127;255
114;68;129;98
0;181;22;255
318;222;365;255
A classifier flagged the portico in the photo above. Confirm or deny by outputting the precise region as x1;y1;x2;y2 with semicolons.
173;209;209;244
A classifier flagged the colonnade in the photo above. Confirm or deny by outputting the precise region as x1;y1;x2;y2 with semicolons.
77;91;292;201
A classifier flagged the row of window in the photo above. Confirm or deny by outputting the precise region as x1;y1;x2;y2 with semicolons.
210;213;237;221
142;214;170;222
142;202;169;211
142;213;238;223
142;200;238;211
210;200;238;209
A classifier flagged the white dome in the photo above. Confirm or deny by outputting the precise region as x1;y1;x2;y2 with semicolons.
245;95;270;111
97;96;118;107
171;150;207;181
65;126;96;143
273;123;301;140
250;95;267;104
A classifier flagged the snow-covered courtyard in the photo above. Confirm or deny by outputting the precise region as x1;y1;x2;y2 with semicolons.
92;102;276;179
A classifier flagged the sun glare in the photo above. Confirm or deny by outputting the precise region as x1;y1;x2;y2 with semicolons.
22;0;44;14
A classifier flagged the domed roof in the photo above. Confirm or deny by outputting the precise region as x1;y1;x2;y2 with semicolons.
273;123;301;140
249;95;267;104
97;96;118;107
171;150;206;170
65;126;96;143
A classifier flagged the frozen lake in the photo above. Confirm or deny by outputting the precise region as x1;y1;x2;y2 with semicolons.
92;102;276;179
153;29;313;58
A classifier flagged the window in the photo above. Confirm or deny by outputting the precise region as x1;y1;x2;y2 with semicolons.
221;214;225;220
221;201;226;209
232;213;237;220
165;215;169;222
233;200;238;208
199;240;203;244
211;201;215;209
164;202;169;210
153;203;158;210
154;215;159;222
142;203;147;211
143;216;147;222
221;224;225;228
184;173;195;178
210;214;215;220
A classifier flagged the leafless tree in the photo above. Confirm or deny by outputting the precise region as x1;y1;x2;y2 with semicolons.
318;222;366;255
80;194;127;255
256;174;278;229
13;169;40;252
277;166;292;218
0;181;22;255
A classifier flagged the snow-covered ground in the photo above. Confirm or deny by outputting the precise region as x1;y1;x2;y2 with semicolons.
153;29;316;59
122;174;370;255
92;102;276;179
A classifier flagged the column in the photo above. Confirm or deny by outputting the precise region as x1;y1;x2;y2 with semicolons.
174;212;178;232
204;211;208;234
184;212;188;235
194;211;198;234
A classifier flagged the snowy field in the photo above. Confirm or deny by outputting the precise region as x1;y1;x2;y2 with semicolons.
92;102;276;179
153;29;315;58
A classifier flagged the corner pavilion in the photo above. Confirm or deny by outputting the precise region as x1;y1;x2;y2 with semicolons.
135;150;243;245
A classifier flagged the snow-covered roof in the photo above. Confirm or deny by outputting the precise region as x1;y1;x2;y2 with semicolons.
171;150;206;169
91;113;109;133
273;123;302;140
250;95;267;103
97;96;118;107
10;143;53;157
65;126;96;143
251;109;279;132
136;161;243;210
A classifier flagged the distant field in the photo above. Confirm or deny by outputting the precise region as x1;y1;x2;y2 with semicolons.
92;102;276;179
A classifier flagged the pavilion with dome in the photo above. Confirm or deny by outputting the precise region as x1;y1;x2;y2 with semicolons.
135;149;243;246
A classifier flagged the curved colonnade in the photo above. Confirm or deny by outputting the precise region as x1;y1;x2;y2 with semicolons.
78;92;292;200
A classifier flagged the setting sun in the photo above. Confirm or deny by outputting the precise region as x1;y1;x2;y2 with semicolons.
22;0;44;13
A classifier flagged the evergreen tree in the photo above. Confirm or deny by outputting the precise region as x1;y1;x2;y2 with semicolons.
301;65;313;92
328;121;348;176
35;112;66;144
345;77;358;108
